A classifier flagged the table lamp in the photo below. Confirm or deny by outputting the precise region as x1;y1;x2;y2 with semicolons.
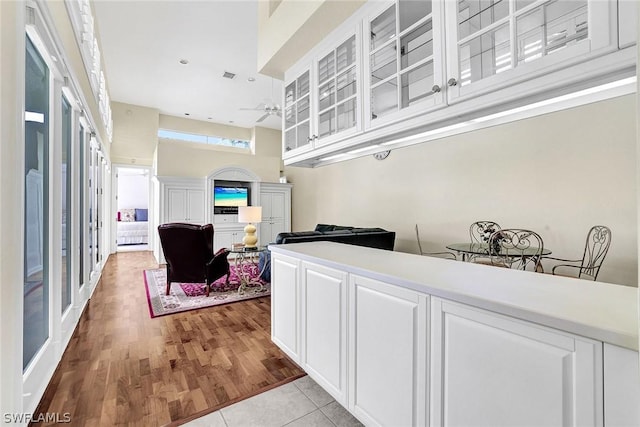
238;206;262;248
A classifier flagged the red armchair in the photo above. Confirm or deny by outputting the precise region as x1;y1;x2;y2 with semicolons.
157;223;230;296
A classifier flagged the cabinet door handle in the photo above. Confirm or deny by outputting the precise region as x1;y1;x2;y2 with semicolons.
431;84;441;93
447;78;458;87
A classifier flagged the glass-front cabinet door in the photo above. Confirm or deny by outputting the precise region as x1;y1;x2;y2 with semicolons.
314;32;362;147
283;69;313;156
365;0;445;129
445;0;617;102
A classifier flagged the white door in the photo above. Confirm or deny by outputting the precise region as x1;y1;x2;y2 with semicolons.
430;298;603;426
166;188;187;222
271;254;301;363
187;189;204;223
301;262;348;405
348;274;428;427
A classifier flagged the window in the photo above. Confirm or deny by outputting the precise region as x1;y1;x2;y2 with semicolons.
158;129;251;149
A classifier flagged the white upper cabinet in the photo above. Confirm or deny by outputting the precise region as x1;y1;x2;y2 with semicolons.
364;0;446;129
315;31;362;147
618;0;638;49
282;0;631;165
283;69;313;156
283;25;363;157
444;0;618;103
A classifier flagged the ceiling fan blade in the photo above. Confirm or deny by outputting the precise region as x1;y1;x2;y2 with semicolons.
256;113;270;123
240;103;265;111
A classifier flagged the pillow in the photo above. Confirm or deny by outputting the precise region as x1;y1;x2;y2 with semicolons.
315;224;335;232
323;229;353;235
351;227;386;233
135;208;148;222
120;208;136;222
333;225;354;231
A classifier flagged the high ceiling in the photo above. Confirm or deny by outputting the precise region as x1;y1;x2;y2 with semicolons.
92;0;283;130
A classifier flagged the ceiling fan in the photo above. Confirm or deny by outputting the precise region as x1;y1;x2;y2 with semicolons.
240;78;282;123
240;102;282;123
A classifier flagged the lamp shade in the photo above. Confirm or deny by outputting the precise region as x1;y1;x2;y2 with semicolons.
238;206;262;224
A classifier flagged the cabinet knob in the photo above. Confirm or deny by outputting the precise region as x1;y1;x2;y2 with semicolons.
431;84;441;93
447;78;458;87
307;136;313;142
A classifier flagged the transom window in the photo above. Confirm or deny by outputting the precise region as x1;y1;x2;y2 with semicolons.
158;129;250;149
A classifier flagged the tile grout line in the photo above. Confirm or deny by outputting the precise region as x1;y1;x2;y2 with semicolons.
219;409;230;427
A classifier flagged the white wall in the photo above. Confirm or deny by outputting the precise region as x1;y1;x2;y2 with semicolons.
286;94;638;287
117;169;149;210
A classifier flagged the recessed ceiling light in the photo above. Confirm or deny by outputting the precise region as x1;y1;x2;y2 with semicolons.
184;113;190;116
247;77;255;82
223;71;236;79
229;120;234;123
207;117;212;120
179;59;189;65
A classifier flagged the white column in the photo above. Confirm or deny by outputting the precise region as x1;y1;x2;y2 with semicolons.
0;0;27;420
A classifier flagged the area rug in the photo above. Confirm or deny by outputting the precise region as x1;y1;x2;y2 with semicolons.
144;265;270;318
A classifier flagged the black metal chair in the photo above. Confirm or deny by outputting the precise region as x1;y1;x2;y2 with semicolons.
544;225;611;281
415;224;457;260
468;221;501;263
489;229;544;271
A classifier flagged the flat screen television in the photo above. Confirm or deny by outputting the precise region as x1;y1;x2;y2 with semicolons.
214;186;249;214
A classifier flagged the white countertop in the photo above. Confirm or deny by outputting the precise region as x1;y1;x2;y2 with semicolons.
270;241;639;351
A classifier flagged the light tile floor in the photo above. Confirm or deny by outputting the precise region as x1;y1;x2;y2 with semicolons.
184;376;364;427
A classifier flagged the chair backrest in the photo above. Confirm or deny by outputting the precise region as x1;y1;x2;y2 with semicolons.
579;225;612;280
489;229;544;271
158;223;214;282
470;221;501;245
415;224;426;255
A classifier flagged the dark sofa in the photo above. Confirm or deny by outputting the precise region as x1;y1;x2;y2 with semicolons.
259;224;395;281
274;223;396;251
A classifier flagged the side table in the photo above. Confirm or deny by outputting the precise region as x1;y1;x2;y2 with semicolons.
229;246;268;294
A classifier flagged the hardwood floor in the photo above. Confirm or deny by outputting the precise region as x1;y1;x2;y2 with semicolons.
34;251;304;426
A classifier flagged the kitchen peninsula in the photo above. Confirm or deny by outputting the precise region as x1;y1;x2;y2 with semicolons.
270;241;639;426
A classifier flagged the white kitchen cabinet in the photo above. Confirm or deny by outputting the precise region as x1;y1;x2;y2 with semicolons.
283;17;364;159
283;68;314;157
281;0;634;167
430;297;603;427
364;0;446;130
259;183;292;245
271;253;302;364
270;243;638;427
618;0;638;49
444;0;618;103
314;30;363;147
301;262;349;405
604;343;640;426
348;274;428;427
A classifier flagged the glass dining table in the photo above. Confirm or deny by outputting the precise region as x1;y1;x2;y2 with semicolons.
446;242;552;262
